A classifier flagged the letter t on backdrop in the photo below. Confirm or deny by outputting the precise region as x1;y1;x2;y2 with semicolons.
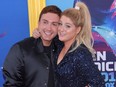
28;0;46;36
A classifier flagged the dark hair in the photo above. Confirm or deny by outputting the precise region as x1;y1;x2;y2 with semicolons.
39;5;62;21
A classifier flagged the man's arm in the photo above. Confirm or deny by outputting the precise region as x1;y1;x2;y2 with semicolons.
2;44;24;87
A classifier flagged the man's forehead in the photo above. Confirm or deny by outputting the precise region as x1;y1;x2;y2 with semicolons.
41;13;59;20
41;19;59;23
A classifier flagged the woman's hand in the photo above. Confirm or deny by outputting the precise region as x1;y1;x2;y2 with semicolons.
32;28;41;39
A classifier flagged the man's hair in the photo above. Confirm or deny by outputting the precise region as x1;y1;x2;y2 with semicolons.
39;5;62;21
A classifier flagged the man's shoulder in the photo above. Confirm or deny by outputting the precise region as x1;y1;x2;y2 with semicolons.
18;37;35;45
15;37;37;50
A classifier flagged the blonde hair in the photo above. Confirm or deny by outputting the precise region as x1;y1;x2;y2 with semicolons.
61;2;95;56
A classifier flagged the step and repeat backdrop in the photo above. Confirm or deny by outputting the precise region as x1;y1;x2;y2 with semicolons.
0;0;30;86
74;0;116;86
0;0;116;86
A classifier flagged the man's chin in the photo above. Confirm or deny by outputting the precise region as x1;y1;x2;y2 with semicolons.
41;36;55;41
42;38;53;41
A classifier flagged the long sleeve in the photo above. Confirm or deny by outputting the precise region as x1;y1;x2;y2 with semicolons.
2;44;25;87
75;49;105;87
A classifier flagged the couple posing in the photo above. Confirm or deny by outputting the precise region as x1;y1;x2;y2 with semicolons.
2;2;105;87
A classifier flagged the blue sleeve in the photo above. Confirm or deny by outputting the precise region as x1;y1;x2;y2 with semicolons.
75;49;105;87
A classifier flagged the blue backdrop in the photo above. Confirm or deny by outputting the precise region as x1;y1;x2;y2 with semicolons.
0;0;29;86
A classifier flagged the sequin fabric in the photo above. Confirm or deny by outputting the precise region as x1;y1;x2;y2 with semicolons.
54;44;105;87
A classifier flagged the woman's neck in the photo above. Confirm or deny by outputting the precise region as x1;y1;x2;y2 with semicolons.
57;39;75;65
63;39;75;50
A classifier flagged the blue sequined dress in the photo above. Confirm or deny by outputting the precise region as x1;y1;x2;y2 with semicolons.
54;43;105;87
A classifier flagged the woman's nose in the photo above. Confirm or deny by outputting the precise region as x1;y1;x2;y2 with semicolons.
58;25;64;32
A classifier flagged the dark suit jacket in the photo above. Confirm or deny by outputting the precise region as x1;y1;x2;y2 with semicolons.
2;37;56;87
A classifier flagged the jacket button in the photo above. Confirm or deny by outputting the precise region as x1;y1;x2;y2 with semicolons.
46;67;49;70
44;83;47;86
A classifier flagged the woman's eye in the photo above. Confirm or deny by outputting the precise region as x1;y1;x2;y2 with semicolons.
66;25;71;28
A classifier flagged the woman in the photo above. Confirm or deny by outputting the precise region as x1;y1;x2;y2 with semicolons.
33;2;105;87
54;2;105;87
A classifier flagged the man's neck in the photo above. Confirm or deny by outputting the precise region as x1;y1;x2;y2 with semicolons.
42;39;52;46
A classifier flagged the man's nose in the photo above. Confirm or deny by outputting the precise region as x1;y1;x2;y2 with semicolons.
47;23;52;30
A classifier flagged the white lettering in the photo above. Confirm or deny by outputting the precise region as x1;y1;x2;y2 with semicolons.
96;51;106;61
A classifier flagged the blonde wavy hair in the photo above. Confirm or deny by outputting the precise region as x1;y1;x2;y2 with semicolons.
61;2;95;56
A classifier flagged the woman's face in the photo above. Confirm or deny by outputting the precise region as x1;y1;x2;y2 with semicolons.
58;15;80;43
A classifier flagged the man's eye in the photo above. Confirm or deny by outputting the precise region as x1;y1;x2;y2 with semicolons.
43;21;47;24
52;23;59;26
58;23;62;26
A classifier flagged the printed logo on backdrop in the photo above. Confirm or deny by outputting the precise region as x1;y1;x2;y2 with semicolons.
74;0;116;87
0;32;6;38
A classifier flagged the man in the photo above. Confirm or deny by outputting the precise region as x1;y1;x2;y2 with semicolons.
2;5;62;87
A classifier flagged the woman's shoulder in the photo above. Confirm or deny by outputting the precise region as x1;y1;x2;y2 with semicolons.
75;44;90;55
72;44;93;61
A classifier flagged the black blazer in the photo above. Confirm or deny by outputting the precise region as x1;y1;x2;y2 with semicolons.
2;37;55;87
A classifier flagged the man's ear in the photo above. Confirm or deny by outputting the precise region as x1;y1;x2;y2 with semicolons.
38;21;40;28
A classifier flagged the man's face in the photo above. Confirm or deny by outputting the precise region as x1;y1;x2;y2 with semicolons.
39;13;60;44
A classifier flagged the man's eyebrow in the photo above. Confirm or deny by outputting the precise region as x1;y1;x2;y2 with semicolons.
52;21;59;23
42;19;59;23
42;19;48;21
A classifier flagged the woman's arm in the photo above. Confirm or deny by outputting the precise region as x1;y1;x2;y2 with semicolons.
75;48;105;87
